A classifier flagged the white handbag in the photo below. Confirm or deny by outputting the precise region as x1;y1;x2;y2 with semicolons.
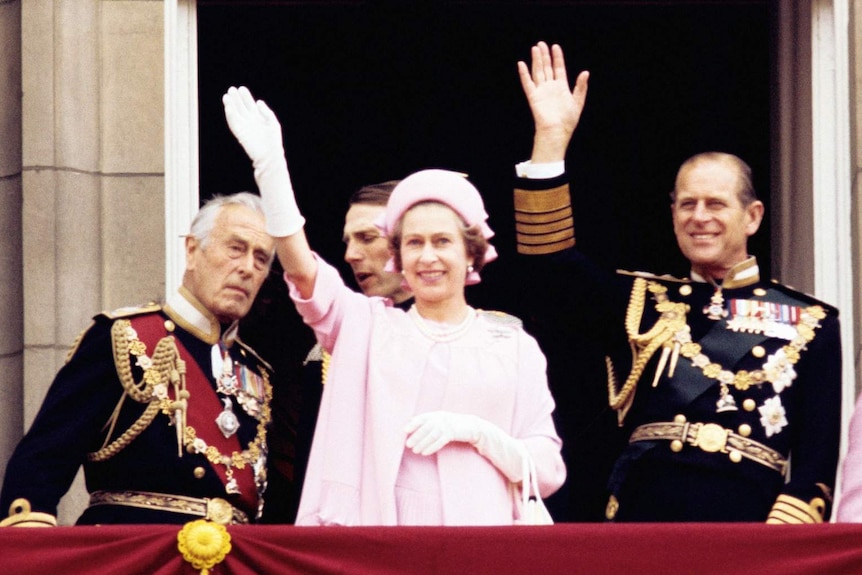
514;456;554;525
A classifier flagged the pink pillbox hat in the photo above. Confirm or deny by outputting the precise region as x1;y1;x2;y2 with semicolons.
375;169;497;285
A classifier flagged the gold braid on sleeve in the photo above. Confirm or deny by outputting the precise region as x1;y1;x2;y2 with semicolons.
88;319;186;462
514;184;575;255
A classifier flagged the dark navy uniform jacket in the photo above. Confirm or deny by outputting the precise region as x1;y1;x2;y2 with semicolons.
514;173;841;523
0;290;272;525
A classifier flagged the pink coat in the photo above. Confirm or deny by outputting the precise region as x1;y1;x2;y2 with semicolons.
838;393;862;521
289;257;565;525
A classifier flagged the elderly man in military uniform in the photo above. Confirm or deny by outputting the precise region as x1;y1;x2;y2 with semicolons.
511;42;841;522
0;192;276;526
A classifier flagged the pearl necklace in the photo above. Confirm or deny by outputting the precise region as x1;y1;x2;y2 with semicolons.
408;305;476;342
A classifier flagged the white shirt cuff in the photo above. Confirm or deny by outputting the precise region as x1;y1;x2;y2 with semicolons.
515;160;565;179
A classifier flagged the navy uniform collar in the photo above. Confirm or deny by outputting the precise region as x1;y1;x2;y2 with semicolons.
163;286;238;346
690;256;759;290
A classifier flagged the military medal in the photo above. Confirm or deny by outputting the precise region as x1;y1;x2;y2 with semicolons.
716;385;738;413
224;468;241;495
215;397;240;438
727;299;801;341
212;344;266;421
703;288;728;320
217;348;239;395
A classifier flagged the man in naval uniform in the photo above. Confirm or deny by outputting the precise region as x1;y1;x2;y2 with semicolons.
512;42;841;522
0;192;276;526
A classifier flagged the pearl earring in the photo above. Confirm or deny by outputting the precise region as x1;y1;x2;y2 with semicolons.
467;265;474;273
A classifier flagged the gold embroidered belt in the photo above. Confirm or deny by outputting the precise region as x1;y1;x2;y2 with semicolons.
629;421;788;475
88;490;249;525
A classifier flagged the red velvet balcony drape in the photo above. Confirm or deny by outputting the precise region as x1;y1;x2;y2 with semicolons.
3;523;862;574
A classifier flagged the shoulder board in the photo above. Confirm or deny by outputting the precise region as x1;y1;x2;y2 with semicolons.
234;337;274;374
97;302;163;320
616;269;689;284
767;280;838;315
477;309;523;328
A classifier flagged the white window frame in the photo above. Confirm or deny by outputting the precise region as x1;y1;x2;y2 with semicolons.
164;0;199;296
812;0;855;507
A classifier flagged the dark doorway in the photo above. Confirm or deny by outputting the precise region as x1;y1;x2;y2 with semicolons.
197;0;774;522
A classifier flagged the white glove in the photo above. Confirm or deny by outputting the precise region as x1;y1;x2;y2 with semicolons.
405;411;528;482
222;86;305;237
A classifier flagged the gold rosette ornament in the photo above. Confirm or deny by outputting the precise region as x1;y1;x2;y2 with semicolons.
177;519;232;574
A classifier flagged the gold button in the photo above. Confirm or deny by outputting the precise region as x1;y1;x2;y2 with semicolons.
743;399;757;412
673;414;687;424
164;320;175;332
670;440;684;453
729;450;743;463
738;424;752;437
194;467;206;479
752;345;766;358
754;288;767;296
679;285;692;296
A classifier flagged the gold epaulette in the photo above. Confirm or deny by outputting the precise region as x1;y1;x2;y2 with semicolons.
514;184;575;255
0;499;57;527
100;302;163;320
477;309;523;328
234;337;274;374
766;494;826;524
66;303;163;363
768;279;839;316
616;269;690;283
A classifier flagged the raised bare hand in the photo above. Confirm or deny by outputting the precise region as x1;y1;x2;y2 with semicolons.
517;42;589;163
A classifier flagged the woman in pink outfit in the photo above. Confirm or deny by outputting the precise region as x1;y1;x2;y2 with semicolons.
223;86;565;526
837;394;862;521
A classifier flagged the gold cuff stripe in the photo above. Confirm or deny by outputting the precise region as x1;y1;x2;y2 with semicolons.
515;206;573;225
516;218;573;236
514;185;575;256
765;495;824;524
517;228;575;246
517;237;576;255
514;185;571;214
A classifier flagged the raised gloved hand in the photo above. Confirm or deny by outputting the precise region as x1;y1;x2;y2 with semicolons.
405;411;528;482
222;86;305;237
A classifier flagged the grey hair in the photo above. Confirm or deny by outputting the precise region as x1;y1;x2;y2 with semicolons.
188;192;266;249
670;152;757;206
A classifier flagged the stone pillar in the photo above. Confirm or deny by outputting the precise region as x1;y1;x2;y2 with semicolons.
0;0;24;494
20;0;164;525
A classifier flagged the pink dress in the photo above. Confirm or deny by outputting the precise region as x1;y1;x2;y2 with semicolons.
289;256;565;525
838;393;862;521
